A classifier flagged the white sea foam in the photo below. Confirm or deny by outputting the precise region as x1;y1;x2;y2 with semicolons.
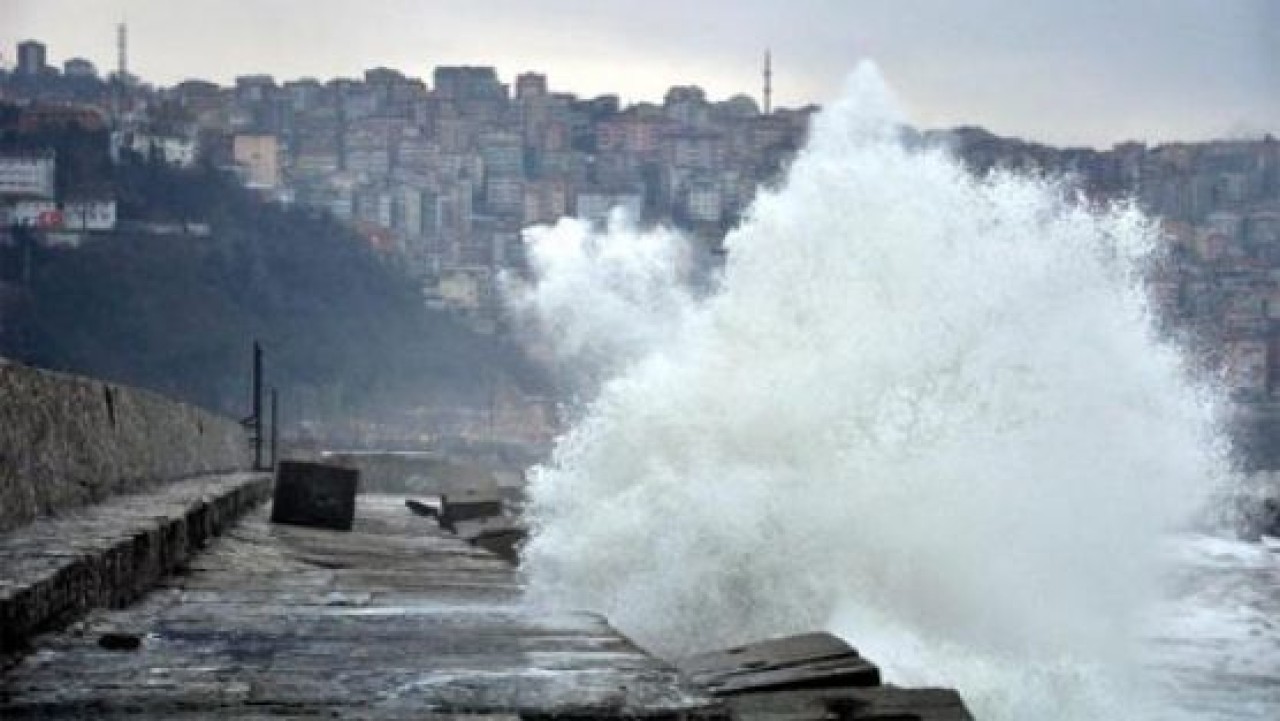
510;64;1233;720
504;210;696;391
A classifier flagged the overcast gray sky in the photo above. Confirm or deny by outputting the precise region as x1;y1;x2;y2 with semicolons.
2;0;1276;147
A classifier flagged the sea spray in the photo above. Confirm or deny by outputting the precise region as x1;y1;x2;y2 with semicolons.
511;64;1229;720
505;210;697;393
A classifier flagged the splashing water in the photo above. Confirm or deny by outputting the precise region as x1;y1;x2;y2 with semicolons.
505;210;697;391
512;65;1232;720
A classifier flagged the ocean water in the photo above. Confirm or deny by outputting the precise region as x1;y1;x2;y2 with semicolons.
506;64;1267;719
1148;531;1280;719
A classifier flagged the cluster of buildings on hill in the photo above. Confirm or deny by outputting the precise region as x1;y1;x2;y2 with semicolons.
1130;140;1280;405
2;38;812;328
0;147;117;240
183;66;808;321
8;39;104;84
0;39;122;242
940;129;1280;457
2;38;1278;444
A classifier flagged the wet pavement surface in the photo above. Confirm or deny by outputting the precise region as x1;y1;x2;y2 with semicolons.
0;494;717;719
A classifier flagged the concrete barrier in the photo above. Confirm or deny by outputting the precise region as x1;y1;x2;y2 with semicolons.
0;472;272;652
0;359;252;533
271;460;359;531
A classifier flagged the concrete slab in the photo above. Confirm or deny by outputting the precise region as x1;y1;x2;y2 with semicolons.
678;635;972;720
720;686;974;721
1;495;721;719
677;632;881;695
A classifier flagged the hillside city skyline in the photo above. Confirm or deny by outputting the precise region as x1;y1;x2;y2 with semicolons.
3;0;1277;148
2;28;1277;462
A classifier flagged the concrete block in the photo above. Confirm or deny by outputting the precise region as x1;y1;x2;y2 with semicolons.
271;461;358;531
469;528;525;565
439;491;503;532
678;632;881;695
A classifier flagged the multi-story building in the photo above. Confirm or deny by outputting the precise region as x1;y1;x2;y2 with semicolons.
523;179;568;226
235;75;277;104
576;190;643;226
16;41;46;77
515;73;548;101
121;132;197;166
62;58;97;79
664;85;710;128
478;130;523;179
433;67;506;102
2;198;58;228
0;151;56;198
233;133;282;189
61;197;117;231
484;177;524;217
684;181;723;225
597;110;667;157
282;78;324;112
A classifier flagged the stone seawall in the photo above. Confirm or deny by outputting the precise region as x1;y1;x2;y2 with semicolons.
0;359;252;533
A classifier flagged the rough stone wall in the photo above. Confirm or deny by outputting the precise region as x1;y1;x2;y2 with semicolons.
0;359;252;533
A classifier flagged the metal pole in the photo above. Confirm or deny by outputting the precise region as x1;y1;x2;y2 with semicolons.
270;387;278;470
255;342;263;468
21;226;33;286
488;370;496;442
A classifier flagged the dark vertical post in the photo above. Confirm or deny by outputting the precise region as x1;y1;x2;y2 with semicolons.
252;341;263;470
270;387;279;470
20;226;33;286
488;369;496;442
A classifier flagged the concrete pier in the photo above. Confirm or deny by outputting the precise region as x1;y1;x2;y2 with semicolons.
0;495;718;719
3;481;973;719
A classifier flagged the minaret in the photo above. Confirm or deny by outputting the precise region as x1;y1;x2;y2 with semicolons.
113;22;128;125
762;50;772;115
117;22;127;82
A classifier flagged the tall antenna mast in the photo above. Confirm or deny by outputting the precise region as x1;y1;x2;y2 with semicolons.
763;49;772;115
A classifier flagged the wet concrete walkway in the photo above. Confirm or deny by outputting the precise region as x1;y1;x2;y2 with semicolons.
0;495;718;719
